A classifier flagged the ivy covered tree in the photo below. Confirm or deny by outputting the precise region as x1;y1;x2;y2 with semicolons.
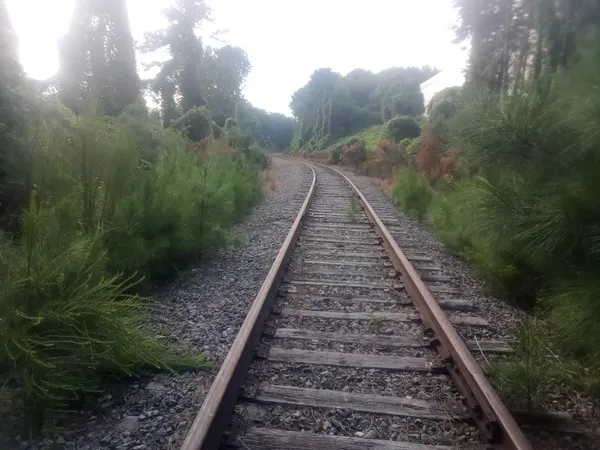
391;83;425;117
345;69;378;108
234;102;295;150
57;0;140;115
259;111;296;150
290;65;437;150
427;86;461;122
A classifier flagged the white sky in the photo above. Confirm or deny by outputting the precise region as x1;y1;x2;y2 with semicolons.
7;0;467;115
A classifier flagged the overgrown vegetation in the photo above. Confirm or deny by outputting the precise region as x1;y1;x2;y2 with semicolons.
0;207;206;414
392;168;432;220
445;6;600;399
289;0;600;406
384;116;421;142
290;66;436;151
437;38;600;385
490;320;555;413
0;0;281;423
329;124;385;153
0;97;261;416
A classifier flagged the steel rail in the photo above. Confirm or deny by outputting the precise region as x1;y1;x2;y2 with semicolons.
321;162;532;450
180;160;316;450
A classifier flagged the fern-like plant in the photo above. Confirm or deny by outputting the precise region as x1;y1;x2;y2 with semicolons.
392;168;432;220
490;320;554;413
0;200;207;419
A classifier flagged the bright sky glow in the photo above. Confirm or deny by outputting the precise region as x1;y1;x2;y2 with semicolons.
7;0;467;115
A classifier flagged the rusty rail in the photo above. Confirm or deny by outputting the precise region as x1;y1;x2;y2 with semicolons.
180;156;531;450
322;163;532;450
180;160;316;450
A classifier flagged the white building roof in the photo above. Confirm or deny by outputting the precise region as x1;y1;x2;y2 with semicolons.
420;68;465;106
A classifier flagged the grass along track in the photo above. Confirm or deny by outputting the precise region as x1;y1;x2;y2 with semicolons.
180;159;532;450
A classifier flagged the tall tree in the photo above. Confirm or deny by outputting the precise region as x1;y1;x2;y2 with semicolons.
345;69;378;108
454;0;600;93
57;0;139;115
202;45;251;124
142;0;209;125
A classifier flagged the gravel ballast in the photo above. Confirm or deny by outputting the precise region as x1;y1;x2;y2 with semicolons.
226;164;482;448
7;157;312;450
336;168;524;343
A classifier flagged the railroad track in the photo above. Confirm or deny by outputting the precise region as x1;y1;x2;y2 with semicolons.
180;160;532;450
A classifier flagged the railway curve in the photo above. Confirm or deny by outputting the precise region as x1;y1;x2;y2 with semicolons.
181;159;532;450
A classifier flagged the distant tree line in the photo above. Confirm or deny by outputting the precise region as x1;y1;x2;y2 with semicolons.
289;66;437;150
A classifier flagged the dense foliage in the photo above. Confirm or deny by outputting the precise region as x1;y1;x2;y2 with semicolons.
0;84;262;415
292;0;600;402
0;0;279;421
454;0;600;93
440;36;600;349
384;116;421;142
392;168;432;220
438;4;600;372
417;3;600;397
172;106;213;141
290;66;436;151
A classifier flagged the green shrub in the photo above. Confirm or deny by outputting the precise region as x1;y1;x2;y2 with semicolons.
0;200;206;414
172;106;213;141
490;320;554;412
431;177;540;303
406;136;422;155
106;138;262;280
240;142;269;169
437;39;600;374
400;137;414;149
224;117;238;131
226;125;252;148
545;275;600;365
384;116;421;142
392;168;432;219
431;186;471;252
364;139;408;179
212;121;224;138
0;105;261;417
118;110;176;163
376;139;407;167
